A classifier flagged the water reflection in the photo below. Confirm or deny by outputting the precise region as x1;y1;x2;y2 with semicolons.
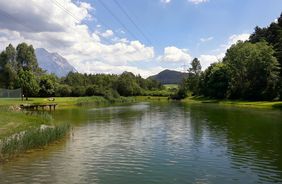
0;102;281;184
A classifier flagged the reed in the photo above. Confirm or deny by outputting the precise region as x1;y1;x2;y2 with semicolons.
0;123;70;161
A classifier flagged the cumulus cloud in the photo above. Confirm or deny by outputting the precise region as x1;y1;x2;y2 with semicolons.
159;46;192;63
0;0;156;77
198;54;224;70
74;61;164;78
188;0;209;4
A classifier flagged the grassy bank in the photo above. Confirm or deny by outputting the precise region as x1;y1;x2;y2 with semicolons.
0;96;137;142
1;95;281;162
134;96;169;102
0;96;126;162
182;96;282;109
0;96;136;108
0;123;69;161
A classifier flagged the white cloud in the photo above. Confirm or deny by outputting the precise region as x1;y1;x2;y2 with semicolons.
100;29;114;38
188;0;209;4
160;0;171;4
228;33;250;45
74;61;164;78
159;46;192;63
200;36;213;42
0;0;156;77
199;53;224;70
197;33;250;70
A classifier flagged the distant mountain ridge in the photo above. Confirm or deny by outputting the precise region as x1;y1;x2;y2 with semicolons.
148;69;188;84
35;48;77;77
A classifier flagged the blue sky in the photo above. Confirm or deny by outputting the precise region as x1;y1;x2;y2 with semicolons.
0;0;282;77
90;0;282;55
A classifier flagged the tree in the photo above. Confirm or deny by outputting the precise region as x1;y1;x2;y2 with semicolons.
199;62;229;99
16;70;39;100
16;43;38;72
39;74;58;97
250;13;282;99
186;58;202;95
56;84;72;97
117;72;141;96
0;44;18;88
223;41;280;100
189;58;202;75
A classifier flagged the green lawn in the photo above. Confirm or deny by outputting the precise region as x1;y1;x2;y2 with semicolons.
0;96;107;107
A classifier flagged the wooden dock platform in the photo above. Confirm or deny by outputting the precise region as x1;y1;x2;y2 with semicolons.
20;103;57;111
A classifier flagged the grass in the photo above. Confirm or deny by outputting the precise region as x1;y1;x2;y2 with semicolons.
0;110;53;139
182;96;282;109
163;84;179;90
1;95;280;161
0;97;101;161
0;96;137;108
0;96;138;161
0;123;70;161
0;96;106;107
0;96;137;138
135;96;170;102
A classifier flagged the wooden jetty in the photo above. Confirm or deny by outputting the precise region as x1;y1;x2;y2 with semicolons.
20;103;57;111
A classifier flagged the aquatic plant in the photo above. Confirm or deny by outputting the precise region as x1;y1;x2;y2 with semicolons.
0;123;70;160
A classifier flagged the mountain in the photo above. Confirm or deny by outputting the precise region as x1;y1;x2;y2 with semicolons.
148;69;188;84
35;48;77;77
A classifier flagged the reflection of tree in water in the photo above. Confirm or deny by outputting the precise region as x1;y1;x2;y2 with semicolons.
53;104;148;126
188;104;282;182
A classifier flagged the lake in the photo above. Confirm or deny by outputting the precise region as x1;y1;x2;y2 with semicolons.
0;102;282;184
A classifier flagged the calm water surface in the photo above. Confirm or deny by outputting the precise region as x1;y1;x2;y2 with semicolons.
0;102;282;184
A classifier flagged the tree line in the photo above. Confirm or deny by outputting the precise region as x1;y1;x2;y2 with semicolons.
176;13;282;101
0;43;162;100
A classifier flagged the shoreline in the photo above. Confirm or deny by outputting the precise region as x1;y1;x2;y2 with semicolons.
181;97;282;109
1;96;281;162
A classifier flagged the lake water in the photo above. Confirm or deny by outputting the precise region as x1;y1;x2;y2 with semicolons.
0;102;282;184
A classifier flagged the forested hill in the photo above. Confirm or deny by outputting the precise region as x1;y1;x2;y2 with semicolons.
148;69;188;84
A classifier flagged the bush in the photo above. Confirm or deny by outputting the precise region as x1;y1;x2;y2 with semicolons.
71;86;86;97
56;84;71;97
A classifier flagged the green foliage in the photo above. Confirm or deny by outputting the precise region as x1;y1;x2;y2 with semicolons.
0;44;18;89
1;123;70;158
186;58;202;96
71;86;86;97
60;71;161;98
39;74;58;97
199;62;230;99
55;84;72;97
16;70;40;99
117;72;141;96
16;43;38;72
174;13;282;101
0;42;162;98
189;58;202;75
223;41;280;100
250;13;282;99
